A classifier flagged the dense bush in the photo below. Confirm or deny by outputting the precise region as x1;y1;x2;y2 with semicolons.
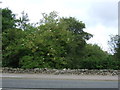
2;8;119;69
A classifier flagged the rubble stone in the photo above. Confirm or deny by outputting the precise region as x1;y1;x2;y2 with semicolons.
2;67;118;76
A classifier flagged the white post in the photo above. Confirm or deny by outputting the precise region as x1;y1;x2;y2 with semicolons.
118;1;120;35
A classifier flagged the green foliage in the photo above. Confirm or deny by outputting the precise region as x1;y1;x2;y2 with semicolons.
19;13;84;69
79;44;106;69
2;8;16;32
80;44;119;69
60;17;93;40
2;8;119;69
2;29;26;67
16;11;30;30
114;35;120;59
109;35;120;69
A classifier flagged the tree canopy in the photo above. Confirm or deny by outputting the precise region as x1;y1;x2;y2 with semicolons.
2;8;16;32
2;8;119;69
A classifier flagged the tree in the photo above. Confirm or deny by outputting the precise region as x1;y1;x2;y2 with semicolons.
19;12;77;69
17;11;93;69
57;17;93;69
109;35;120;59
59;17;93;40
108;35;120;69
2;8;16;32
4;9;117;69
80;44;109;69
2;28;26;67
114;35;120;59
16;11;30;30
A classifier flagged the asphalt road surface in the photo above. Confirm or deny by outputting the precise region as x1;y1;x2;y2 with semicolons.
2;73;118;89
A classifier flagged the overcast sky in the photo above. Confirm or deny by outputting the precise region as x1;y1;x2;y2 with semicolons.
1;0;119;52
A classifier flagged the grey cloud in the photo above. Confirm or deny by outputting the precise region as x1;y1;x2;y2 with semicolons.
86;1;118;28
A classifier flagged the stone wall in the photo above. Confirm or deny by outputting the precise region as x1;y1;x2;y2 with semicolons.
2;67;118;76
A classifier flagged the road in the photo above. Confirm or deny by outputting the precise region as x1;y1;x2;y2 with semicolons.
2;73;118;89
2;78;118;89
